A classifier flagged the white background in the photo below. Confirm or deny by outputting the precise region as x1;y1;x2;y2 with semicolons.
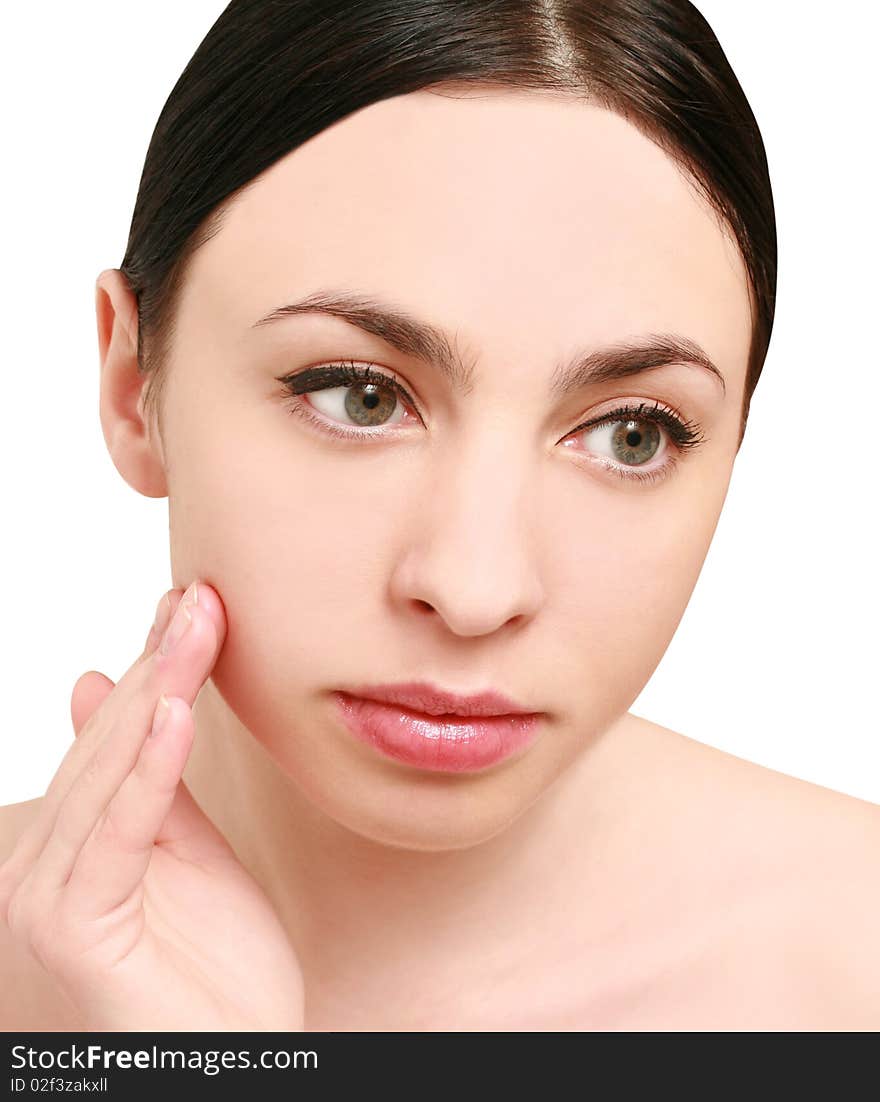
1;2;877;806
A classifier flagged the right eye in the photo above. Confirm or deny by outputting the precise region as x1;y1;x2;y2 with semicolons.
307;380;409;430
277;361;421;440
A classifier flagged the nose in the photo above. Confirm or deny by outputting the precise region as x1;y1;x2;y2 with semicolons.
388;442;544;638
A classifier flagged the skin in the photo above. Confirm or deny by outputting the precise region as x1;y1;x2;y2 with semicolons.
2;88;879;1031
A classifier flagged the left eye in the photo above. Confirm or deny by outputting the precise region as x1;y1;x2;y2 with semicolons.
277;363;417;438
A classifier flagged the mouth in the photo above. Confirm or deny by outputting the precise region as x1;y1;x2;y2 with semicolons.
340;680;537;718
331;683;544;773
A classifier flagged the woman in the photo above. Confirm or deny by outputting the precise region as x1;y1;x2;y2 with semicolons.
1;0;877;1032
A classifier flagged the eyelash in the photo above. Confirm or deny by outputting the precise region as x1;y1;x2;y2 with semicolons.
275;360;707;487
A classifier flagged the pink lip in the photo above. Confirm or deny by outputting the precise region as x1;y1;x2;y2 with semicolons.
332;684;544;773
341;680;534;717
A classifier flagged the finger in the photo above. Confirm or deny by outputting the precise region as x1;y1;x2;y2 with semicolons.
141;591;176;658
13;590;187;866
69;700;239;923
26;593;224;893
67;590;184;744
0;584;220;926
65;591;180;741
69;672;115;739
2;584;215;897
0;595;174;894
65;695;195;919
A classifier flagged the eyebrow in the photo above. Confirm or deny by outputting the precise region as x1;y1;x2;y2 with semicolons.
252;289;726;398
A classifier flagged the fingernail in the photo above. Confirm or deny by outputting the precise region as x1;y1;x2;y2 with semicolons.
150;694;171;738
186;580;199;609
160;582;198;655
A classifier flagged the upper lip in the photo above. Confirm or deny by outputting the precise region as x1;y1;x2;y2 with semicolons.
341;681;538;717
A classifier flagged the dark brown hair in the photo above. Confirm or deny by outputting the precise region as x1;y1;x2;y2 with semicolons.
120;0;776;449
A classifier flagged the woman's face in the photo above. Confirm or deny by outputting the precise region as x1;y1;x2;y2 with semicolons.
139;89;751;849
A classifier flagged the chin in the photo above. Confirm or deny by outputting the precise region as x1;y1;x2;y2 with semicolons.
322;799;534;853
287;745;557;854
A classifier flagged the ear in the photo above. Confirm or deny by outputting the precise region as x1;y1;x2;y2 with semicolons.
95;268;168;498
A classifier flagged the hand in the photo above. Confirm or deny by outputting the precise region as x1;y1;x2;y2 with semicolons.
0;582;305;1032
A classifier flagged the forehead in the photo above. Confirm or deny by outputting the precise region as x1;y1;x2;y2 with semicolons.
184;88;752;388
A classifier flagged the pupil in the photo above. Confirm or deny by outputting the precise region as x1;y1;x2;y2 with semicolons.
626;430;641;447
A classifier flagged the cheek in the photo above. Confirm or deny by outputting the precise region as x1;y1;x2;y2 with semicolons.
166;413;399;706
550;470;729;711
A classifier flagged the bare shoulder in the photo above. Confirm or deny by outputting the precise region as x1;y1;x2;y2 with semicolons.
633;714;880;1028
0;797;85;1031
628;710;880;860
772;779;880;1029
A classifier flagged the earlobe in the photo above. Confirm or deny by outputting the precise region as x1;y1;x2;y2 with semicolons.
95;268;168;500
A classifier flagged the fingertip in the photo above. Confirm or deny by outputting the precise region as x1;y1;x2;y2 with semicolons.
189;582;227;629
70;671;114;736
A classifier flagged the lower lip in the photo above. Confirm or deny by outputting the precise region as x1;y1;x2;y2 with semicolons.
332;692;543;773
